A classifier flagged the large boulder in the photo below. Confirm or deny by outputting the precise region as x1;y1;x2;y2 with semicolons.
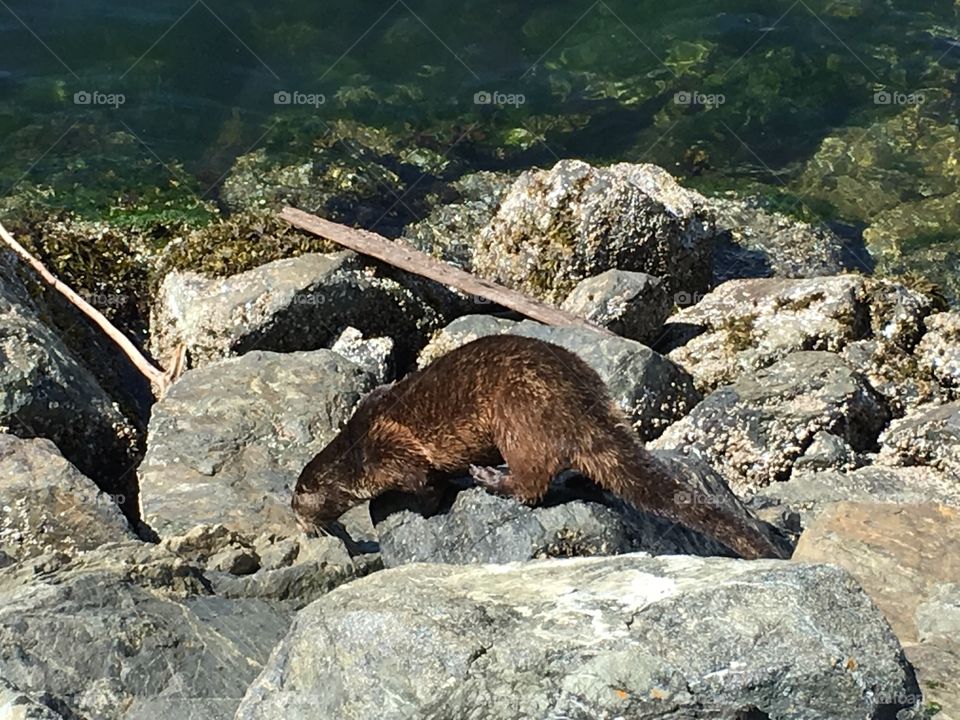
138;349;375;537
0;434;135;562
419;316;700;440
150;251;446;371
652;351;891;495
0;543;291;720
660;275;936;394
794;502;960;717
0;254;140;522
376;451;787;566
472;160;714;304
236;554;918;720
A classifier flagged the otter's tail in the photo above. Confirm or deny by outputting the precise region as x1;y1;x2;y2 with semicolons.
574;434;788;560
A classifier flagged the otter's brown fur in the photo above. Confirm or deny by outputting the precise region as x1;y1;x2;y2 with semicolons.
293;335;785;559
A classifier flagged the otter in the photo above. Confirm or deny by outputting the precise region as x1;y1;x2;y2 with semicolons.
293;335;786;559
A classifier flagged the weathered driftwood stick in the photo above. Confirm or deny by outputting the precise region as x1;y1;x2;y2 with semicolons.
280;207;614;335
0;220;172;396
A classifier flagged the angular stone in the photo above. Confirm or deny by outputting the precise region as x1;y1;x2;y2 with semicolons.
878;401;960;479
236;553;918;720
138;350;375;537
560;269;672;344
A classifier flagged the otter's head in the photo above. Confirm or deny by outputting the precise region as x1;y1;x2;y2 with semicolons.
291;385;392;534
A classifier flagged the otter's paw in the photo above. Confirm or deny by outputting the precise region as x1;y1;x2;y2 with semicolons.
469;464;510;490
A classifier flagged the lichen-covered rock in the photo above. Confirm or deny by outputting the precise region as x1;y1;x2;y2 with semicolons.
402;170;515;269
662;275;936;393
560;270;672;344
0;434;136;562
472;160;714;304
376;449;787;566
0;676;66;719
0;255;140;521
916;311;960;395
652;351;891;495
151;251;444;371
706;195;861;281
877;401;960;479
329;327;393;383
138;349;375;537
794;502;960;718
419;316;700;440
235;553;918;720
0;543;290;720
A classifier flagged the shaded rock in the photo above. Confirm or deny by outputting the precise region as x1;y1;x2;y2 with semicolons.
757;466;960;527
418;316;700;440
878;401;960;479
661;275;936;393
707;195;864;281
138;350;375;537
0;255;140;522
652;351;891;495
208;546;260;575
473;160;714;304
151;251;443;371
236;553;918;720
402;170;515;270
0;676;65;719
329;327;393;383
917;311;960;395
794;502;960;717
376;450;788;566
560;269;672;344
0;542;290;720
0;434;135;562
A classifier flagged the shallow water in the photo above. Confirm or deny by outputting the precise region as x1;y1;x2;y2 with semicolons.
1;1;959;288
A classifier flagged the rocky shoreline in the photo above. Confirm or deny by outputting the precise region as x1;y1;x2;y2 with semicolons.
1;159;957;719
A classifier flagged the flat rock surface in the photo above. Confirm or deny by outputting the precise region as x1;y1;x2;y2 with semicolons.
236;553;917;720
794;502;960;718
138;349;374;537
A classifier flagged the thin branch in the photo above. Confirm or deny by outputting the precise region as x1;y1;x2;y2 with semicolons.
0;220;172;397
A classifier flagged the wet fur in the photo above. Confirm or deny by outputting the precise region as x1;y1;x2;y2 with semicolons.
293;335;786;559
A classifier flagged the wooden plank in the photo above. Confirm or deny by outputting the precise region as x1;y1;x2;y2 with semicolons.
280;207;613;336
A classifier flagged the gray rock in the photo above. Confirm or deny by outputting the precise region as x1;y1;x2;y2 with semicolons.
377;450;787;566
473;160;714;304
0;254;139;520
0;542;290;720
236;554;918;720
916;311;960;395
0;434;135;562
329;327;394;383
707;195;860;281
138;350;375;537
792;430;863;473
402;170;516;270
560;269;672;344
419;316;700;440
661;275;936;393
756;465;960;526
0;676;66;719
150;251;444;371
878;401;960;479
916;582;960;643
652;351;891;495
841;339;948;414
208;546;260;575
